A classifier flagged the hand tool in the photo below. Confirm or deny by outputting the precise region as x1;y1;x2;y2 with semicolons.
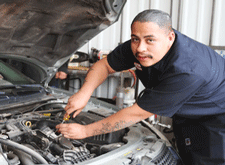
55;115;70;133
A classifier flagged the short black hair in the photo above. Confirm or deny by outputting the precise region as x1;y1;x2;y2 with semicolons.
131;9;172;32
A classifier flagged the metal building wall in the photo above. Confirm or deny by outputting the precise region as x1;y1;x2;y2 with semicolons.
70;0;225;98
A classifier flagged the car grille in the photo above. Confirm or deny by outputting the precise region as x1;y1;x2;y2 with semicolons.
151;145;178;165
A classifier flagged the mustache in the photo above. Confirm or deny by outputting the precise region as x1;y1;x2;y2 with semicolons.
135;53;153;59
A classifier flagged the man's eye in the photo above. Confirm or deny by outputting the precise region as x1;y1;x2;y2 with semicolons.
147;39;154;43
131;38;139;42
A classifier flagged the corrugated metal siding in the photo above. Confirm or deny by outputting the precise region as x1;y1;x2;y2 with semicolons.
79;0;225;52
212;0;225;46
72;0;225;98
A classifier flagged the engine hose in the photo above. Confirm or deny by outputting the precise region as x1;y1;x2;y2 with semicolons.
0;138;49;164
32;102;67;112
12;148;35;165
128;69;137;87
7;153;20;165
50;143;64;155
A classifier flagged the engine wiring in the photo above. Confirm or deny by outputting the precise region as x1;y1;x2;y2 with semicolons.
128;69;137;88
32;102;67;112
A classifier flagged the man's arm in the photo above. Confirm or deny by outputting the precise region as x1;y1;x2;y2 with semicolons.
80;57;115;97
64;57;116;118
56;103;153;139
86;103;153;137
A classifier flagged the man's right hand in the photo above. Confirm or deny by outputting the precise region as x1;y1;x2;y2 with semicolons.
64;91;91;118
64;58;115;118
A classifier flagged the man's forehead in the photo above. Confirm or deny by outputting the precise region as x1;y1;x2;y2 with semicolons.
131;34;155;38
131;21;160;31
132;21;158;26
131;21;170;36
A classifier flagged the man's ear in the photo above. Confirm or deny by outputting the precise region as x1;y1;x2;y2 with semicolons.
168;31;175;46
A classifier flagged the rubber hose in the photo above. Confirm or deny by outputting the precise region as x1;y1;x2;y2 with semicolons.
0;138;48;164
7;153;20;165
12;148;35;165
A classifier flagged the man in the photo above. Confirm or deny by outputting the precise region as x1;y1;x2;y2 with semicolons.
56;9;225;164
49;61;68;88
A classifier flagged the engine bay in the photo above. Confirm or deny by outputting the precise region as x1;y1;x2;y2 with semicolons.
0;100;128;165
0;97;181;165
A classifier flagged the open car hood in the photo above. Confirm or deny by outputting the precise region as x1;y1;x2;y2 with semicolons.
0;0;125;68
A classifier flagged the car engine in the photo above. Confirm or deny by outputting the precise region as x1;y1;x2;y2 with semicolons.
0;98;182;165
0;100;123;165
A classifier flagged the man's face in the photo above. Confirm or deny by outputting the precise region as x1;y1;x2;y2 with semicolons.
131;21;175;67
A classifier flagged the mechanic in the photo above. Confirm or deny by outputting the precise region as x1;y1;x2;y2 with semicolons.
49;61;68;88
56;9;225;164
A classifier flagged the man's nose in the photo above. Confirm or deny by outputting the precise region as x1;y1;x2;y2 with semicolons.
137;41;147;52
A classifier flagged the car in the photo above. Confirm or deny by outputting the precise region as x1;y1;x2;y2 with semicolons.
0;0;183;164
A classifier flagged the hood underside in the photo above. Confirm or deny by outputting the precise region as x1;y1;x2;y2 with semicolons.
0;0;126;67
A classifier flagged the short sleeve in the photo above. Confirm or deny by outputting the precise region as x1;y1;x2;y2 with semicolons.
107;40;137;71
137;73;205;117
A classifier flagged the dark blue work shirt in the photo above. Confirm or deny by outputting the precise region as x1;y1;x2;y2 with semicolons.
107;30;225;117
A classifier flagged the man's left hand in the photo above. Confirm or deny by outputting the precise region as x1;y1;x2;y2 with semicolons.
55;123;88;139
55;71;67;79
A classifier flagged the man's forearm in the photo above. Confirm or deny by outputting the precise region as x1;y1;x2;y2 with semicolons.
85;103;153;137
79;58;115;96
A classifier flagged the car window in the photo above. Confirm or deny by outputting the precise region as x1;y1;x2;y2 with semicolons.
0;60;34;85
0;57;47;83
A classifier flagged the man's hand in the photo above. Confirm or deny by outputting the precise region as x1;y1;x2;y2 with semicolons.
63;58;115;118
55;71;67;79
58;58;117;138
64;91;91;118
55;123;88;139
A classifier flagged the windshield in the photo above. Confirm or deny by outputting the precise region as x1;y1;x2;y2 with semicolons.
0;60;35;86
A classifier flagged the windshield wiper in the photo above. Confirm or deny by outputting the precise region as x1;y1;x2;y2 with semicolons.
0;84;44;97
0;84;43;92
0;85;17;90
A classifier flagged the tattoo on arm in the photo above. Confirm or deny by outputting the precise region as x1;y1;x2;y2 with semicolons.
93;120;136;136
84;67;94;83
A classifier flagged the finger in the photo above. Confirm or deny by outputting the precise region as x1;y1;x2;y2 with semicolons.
73;109;81;118
64;104;70;111
64;134;70;138
64;113;69;119
64;110;72;118
60;129;71;137
65;107;77;118
55;124;63;130
55;72;59;79
58;72;63;79
56;126;68;135
60;129;67;134
65;101;71;108
56;123;69;130
65;103;74;112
